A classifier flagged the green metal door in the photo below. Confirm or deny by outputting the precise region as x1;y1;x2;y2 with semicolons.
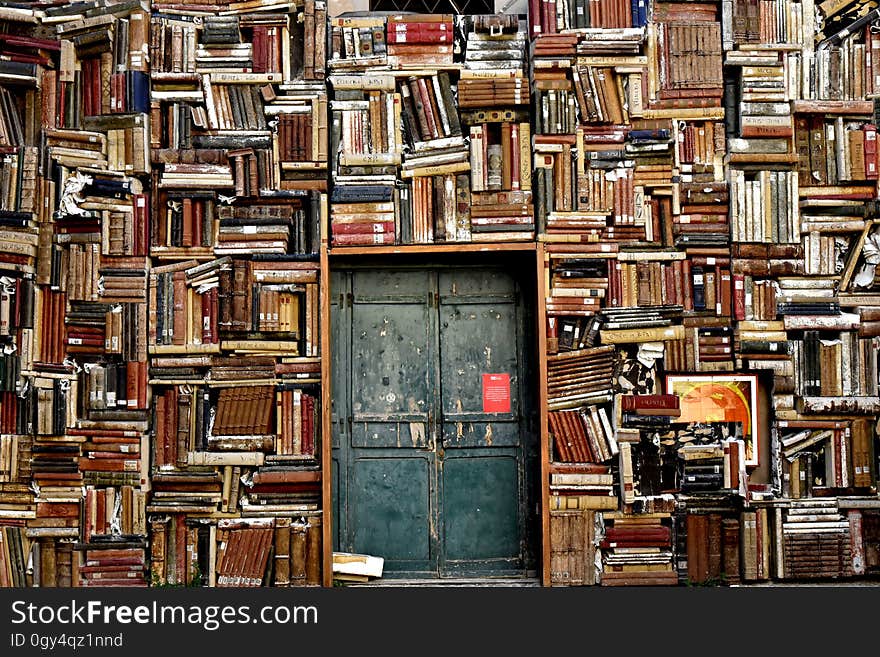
332;265;534;578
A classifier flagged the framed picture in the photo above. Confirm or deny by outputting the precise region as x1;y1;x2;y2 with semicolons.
664;374;760;467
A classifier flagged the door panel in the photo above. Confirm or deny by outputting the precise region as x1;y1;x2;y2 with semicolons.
350;422;433;449
442;452;520;567
346;270;438;574
438;270;521;451
436;269;524;574
352;456;433;565
351;301;432;426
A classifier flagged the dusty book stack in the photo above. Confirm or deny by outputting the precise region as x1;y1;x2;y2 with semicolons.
146;0;326;587
30;0;152;587
462;15;534;242
740;0;880;582
328;13;533;246
534;0;742;586
539;0;880;587
0;1;44;588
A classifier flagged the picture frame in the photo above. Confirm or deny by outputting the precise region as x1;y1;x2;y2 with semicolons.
664;374;760;467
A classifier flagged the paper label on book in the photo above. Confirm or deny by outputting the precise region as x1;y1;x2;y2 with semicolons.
243;225;257;234
707;257;716;265
482;373;511;414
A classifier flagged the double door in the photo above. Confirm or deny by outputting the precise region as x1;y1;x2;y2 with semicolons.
331;266;536;578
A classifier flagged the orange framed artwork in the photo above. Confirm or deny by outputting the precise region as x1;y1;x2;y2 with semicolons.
664;374;760;467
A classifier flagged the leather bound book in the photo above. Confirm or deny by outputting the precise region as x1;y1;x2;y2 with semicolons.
687;514;709;583
171;270;186;345
290;522;307;585
305;516;322;585
708;513;723;579
407;77;431;142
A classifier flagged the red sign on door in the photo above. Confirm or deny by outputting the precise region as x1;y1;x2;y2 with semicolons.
482;373;511;414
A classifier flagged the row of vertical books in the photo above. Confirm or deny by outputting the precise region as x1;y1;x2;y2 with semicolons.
0;0;326;589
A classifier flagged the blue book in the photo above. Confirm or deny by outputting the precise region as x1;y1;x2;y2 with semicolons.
128;70;150;114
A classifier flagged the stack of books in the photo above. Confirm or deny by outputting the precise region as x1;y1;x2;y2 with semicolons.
600;514;677;585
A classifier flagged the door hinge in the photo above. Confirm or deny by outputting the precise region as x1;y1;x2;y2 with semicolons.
346;292;353;308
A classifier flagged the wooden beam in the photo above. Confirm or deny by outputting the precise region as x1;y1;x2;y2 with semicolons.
320;241;333;587
328;242;537;257
536;242;551;587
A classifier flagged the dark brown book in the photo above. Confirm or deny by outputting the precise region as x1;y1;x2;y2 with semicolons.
290;522;307;585
306;516;322;585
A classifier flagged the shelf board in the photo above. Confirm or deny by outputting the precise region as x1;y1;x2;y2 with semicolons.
149;344;221;355
328;242;537;256
791;100;873;114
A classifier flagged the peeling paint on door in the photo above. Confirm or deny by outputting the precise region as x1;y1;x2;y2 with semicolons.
409;422;425;447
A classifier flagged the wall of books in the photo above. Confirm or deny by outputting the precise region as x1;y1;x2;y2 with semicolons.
0;0;328;588
0;0;878;588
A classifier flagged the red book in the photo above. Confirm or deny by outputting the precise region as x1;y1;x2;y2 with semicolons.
664;262;677;306
331;220;395;236
36;502;80;519
84;487;94;543
252;469;320;485
95;489;106;534
621;394;680;410
157;390;169;467
730;440;741;491
733;273;746;320
81;59;93;115
124;363;138;410
253;25;267;73
386;22;453;44
85;548;143;561
605;527;671;541
331;232;395;246
79;458;138;472
530;0;542;35
193;198;204;247
864;124;878;180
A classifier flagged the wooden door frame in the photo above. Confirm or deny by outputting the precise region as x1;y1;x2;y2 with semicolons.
323;248;542;582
